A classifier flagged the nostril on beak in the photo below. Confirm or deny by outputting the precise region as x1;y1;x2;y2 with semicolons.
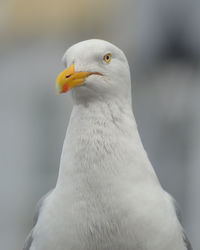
65;75;71;78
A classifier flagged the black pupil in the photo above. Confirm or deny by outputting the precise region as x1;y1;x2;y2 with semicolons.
106;55;109;60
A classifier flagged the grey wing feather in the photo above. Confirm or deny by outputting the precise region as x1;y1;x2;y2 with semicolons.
23;189;53;250
165;191;193;250
183;231;193;250
23;230;33;250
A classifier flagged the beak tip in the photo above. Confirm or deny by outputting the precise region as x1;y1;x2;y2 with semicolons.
55;83;61;95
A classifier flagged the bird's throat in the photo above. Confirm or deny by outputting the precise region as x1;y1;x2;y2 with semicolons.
56;100;143;188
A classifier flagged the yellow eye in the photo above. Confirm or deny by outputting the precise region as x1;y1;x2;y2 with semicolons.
103;53;112;63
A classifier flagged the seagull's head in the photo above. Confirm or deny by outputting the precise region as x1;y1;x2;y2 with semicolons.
56;39;131;103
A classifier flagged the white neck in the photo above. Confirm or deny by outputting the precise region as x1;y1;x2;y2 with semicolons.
56;98;157;188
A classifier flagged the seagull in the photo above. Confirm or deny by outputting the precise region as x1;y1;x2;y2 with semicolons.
23;39;192;250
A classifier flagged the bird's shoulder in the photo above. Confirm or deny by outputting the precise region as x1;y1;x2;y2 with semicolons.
164;191;193;250
23;189;53;250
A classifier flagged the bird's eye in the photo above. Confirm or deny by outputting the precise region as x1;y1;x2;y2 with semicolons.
103;53;112;63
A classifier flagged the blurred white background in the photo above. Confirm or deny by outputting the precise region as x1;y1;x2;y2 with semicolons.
0;0;200;249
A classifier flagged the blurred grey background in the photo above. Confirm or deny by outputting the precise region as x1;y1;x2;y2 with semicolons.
0;0;200;249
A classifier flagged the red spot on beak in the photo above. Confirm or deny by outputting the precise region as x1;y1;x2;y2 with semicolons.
62;84;69;93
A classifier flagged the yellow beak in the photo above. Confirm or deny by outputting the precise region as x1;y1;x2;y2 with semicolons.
55;64;102;94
